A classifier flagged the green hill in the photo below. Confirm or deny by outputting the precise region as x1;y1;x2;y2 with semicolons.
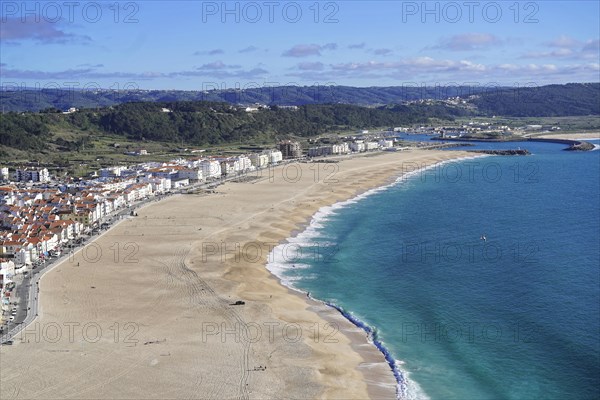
0;101;468;155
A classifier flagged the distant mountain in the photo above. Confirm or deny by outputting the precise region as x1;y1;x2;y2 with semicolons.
469;83;600;117
1;83;597;116
1;85;490;112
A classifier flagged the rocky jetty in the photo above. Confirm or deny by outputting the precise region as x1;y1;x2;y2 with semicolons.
434;136;595;151
564;141;595;151
468;149;531;156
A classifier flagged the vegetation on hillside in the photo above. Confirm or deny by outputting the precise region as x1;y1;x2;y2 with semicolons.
471;83;600;117
0;101;469;152
2;83;598;116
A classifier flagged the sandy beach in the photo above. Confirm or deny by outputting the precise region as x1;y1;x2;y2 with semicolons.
0;149;471;399
535;132;600;140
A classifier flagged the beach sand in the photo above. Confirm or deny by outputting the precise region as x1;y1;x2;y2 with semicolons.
0;149;470;399
535;132;600;140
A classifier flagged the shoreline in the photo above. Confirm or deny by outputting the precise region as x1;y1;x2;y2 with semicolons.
1;149;474;400
266;154;488;399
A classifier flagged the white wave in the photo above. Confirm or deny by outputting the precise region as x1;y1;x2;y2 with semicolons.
398;363;431;400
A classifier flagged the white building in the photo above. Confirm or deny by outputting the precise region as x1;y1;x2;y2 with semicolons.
107;193;126;209
0;259;16;285
236;156;253;172
365;142;379;151
200;160;222;179
172;179;190;189
149;169;178;180
378;140;394;148
220;159;241;176
0;258;15;278
177;168;203;181
140;177;172;193
12;243;36;266
249;153;269;168
100;166;128;178
15;168;50;183
123;183;153;203
350;142;366;152
308;146;333;157
332;143;350;154
525;124;543;130
266;150;283;165
0;167;9;181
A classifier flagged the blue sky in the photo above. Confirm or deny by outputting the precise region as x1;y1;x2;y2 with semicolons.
1;1;599;90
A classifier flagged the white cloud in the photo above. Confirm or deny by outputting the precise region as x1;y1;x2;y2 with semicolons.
546;35;580;48
431;33;501;51
282;43;338;57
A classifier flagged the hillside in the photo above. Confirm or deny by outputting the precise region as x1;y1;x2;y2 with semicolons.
0;101;468;156
470;83;600;117
0;85;491;112
2;83;597;115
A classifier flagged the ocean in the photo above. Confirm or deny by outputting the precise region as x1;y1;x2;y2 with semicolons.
268;139;600;399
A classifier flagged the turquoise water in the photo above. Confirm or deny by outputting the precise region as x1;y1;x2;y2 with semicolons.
268;142;600;399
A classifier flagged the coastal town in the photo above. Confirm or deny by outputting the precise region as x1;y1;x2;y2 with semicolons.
0;135;411;338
